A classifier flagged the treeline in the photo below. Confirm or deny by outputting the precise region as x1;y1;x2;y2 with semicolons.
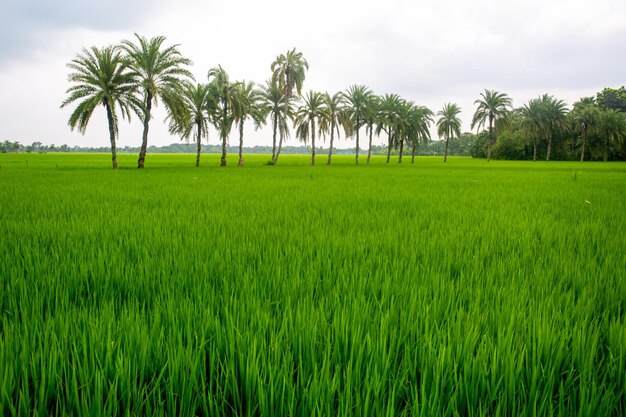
58;33;625;168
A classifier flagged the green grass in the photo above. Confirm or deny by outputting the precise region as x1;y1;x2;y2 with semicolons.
1;153;625;416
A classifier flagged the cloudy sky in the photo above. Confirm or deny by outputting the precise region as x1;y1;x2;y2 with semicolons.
1;0;625;149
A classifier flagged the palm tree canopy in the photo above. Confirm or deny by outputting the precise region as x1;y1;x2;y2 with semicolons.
207;66;241;137
294;91;327;144
167;81;211;142
61;45;141;136
121;33;193;121
471;89;512;133
436;103;462;141
234;81;266;130
343;85;375;133
271;48;309;99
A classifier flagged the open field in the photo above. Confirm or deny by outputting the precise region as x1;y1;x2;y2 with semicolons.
1;153;625;416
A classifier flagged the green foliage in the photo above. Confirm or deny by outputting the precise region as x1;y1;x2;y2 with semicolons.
596;86;626;112
491;129;533;160
2;154;626;416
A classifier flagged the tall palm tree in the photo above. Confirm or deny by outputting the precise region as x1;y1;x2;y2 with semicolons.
540;94;569;161
322;92;346;165
377;94;403;164
471;89;512;161
208;66;240;167
364;95;380;165
598;109;626;162
61;45;141;169
520;98;544;161
294;91;326;166
571;102;600;161
437;103;462;163
260;81;294;165
408;106;434;163
167;82;211;167
233;81;265;166
121;33;193;168
271;48;309;101
343;85;374;164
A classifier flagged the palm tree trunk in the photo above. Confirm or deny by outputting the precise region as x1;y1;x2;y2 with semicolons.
367;125;373;164
411;144;416;163
104;101;118;169
271;112;278;164
355;122;360;164
386;132;392;164
533;138;538;162
196;121;202;167
311;120;316;166
138;90;153;169
604;135;610;162
398;138;404;163
238;121;244;166
220;101;227;167
580;128;586;162
444;137;449;162
275;134;284;164
546;137;552;161
327;122;335;165
486;120;493;162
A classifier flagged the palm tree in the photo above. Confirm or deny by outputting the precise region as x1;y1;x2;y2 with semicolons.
343;85;374;164
121;33;193;168
364;95;380;165
294;91;326;165
520;98;544;161
233;81;265;166
540;94;569;161
408;106;434;163
271;48;309;101
167;82;211;167
471;89;512;161
61;45;141;169
598;109;626;161
260;81;294;165
208;66;240;167
571;102;600;161
322;92;346;165
437;103;462;163
377;94;403;164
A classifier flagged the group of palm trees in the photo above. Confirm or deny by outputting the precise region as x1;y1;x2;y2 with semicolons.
62;34;626;169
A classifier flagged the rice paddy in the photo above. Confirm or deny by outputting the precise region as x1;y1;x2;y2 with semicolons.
1;153;625;416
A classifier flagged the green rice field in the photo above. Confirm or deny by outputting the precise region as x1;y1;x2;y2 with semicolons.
1;153;625;416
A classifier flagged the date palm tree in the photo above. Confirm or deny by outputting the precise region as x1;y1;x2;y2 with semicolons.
121;33;193;168
233;81;265;166
208;66;240;167
520;98;544;161
471;89;512;161
261;81;294;165
540;94;569;161
436;103;461;162
598;109;626;161
294;91;326;165
364;95;381;165
271;48;308;101
61;45;141;169
377;94;403;164
167;82;211;167
343;85;374;164
571;102;600;161
409;106;434;163
322;92;346;165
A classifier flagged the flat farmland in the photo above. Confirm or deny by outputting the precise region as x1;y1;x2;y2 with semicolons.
1;154;625;416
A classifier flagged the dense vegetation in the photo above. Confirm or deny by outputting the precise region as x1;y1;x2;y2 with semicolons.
1;153;625;416
47;34;626;167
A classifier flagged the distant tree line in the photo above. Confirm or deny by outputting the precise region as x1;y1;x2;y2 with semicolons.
57;33;626;168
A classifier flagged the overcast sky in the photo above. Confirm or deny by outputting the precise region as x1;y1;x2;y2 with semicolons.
1;0;625;149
